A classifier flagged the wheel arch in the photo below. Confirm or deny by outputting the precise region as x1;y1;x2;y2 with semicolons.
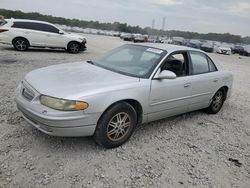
67;40;81;49
97;99;143;126
12;37;30;46
218;86;229;100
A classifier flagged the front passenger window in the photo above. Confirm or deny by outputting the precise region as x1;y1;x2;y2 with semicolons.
161;53;188;77
43;24;59;33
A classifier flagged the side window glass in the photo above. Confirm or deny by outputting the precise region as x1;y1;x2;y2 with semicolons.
44;24;59;33
190;52;209;74
207;57;217;72
12;22;25;29
12;22;42;31
162;53;187;77
31;23;43;31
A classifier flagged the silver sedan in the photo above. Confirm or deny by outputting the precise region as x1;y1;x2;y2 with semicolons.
15;44;233;148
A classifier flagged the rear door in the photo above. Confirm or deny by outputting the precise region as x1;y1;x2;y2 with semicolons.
11;22;46;46
187;51;220;111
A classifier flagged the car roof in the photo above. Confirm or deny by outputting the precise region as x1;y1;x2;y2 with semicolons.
131;43;223;70
131;43;203;53
5;19;51;25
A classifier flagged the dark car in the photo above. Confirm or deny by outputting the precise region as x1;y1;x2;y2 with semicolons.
187;40;202;49
232;45;244;54
239;45;250;56
201;42;214;53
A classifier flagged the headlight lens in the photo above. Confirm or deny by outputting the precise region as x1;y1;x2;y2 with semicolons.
79;38;86;43
40;95;88;111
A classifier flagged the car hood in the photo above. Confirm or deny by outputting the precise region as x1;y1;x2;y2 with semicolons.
24;62;139;99
64;33;86;40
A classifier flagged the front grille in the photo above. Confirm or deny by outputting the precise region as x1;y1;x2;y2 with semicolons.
22;85;35;101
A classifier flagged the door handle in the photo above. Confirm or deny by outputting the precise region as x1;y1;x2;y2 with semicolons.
184;83;191;88
213;79;219;83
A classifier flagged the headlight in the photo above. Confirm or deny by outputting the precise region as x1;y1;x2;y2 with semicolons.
40;95;88;111
79;38;86;43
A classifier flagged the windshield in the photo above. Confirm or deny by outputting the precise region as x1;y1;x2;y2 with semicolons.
94;45;166;78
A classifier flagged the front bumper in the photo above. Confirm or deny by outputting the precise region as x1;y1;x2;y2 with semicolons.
80;40;87;50
15;82;99;137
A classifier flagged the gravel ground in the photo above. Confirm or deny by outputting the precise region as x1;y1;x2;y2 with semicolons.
0;34;250;188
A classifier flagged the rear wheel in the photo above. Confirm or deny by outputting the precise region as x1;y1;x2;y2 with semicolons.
94;102;137;148
68;42;80;54
205;89;225;114
13;38;29;51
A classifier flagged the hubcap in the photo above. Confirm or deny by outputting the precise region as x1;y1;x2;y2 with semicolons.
16;40;27;51
70;43;79;53
212;91;223;110
107;112;131;141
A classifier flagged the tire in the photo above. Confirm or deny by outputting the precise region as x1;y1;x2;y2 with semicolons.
94;102;137;148
68;42;80;54
205;89;226;114
13;38;29;51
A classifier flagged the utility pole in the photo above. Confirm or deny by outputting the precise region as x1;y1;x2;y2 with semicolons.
162;16;166;31
151;19;155;29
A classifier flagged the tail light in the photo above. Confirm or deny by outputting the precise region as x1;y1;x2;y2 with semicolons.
0;29;8;33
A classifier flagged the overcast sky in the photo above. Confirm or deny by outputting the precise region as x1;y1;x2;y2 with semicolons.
1;0;250;36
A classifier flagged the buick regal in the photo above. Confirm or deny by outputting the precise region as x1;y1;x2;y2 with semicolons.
15;44;233;148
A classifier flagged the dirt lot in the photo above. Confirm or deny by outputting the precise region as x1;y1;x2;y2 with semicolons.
0;34;250;188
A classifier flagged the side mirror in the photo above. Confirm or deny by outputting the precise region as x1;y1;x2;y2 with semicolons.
154;70;177;80
59;30;64;35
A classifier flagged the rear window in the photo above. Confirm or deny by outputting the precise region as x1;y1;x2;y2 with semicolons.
0;20;7;26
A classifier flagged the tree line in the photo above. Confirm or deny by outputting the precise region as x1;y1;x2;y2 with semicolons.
0;9;249;44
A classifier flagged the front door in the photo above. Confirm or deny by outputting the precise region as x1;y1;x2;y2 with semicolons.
43;24;66;48
148;52;192;122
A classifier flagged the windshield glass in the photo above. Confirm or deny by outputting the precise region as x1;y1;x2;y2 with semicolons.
94;45;166;78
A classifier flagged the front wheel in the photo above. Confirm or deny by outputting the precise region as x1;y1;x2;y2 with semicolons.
94;102;137;148
67;42;80;54
205;89;225;114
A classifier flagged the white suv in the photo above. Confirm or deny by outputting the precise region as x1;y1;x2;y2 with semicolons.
0;19;87;53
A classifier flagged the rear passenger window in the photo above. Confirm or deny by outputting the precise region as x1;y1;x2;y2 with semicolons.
190;52;209;74
12;22;42;31
207;57;217;72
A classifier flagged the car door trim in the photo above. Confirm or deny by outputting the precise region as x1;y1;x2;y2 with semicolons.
150;92;211;106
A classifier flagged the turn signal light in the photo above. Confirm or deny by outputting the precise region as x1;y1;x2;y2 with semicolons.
75;101;88;110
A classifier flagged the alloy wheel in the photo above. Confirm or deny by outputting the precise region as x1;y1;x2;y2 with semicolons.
70;43;80;53
15;40;27;51
212;91;223;111
107;112;131;141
